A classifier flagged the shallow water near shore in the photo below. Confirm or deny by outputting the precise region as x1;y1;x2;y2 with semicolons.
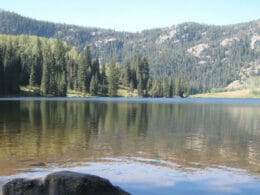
0;98;260;194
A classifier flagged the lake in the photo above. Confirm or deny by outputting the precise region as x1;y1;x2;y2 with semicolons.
0;98;260;194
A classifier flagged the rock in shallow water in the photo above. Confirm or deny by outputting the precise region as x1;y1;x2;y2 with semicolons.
3;171;130;195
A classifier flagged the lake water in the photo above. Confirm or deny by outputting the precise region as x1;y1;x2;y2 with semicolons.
0;98;260;194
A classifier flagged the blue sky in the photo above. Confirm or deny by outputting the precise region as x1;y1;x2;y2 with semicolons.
1;0;260;32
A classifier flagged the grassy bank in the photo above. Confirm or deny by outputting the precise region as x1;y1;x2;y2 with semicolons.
19;85;138;98
13;86;260;99
191;89;260;98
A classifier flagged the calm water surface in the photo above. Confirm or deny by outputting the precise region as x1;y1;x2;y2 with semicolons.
0;98;260;194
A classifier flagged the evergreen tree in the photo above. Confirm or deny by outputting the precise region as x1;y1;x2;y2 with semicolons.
169;78;174;97
78;46;92;93
59;72;67;96
131;68;137;89
130;56;139;88
175;78;180;97
67;47;79;90
180;79;189;97
54;39;67;96
90;74;98;95
29;57;37;86
163;77;170;97
66;56;74;90
141;57;149;93
19;52;30;86
92;57;100;79
29;38;43;86
123;60;131;87
150;79;162;97
100;65;108;94
137;78;143;97
40;46;51;96
107;60;119;97
129;80;134;94
4;41;20;94
135;55;142;83
35;38;43;85
174;78;189;97
133;56;150;96
48;53;57;96
72;60;78;90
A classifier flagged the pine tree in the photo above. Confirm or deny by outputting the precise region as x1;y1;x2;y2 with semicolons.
100;65;108;94
29;57;37;86
133;56;150;95
173;78;189;97
72;61;78;90
78;46;92;93
130;56;139;88
137;78;143;97
48;53;57;96
175;78;180;96
150;79;162;97
29;38;43;86
92;57;100;79
169;78;174;97
35;38;43;85
163;77;170;97
59;72;67;96
123;60;131;87
107;60;119;97
54;39;67;96
4;41;20;94
141;57;149;93
67;47;79;90
179;79;189;97
131;68;137;89
129;80;134;94
41;46;51;96
90;74;98;95
135;55;142;83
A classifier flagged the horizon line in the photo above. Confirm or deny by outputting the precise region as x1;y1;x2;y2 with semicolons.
1;9;260;33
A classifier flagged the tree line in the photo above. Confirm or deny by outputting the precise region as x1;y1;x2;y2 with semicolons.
0;34;189;97
121;56;189;97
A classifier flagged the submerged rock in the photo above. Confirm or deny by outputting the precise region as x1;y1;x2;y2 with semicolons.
3;171;129;195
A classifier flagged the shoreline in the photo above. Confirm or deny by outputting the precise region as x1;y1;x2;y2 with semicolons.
0;86;259;99
191;89;260;98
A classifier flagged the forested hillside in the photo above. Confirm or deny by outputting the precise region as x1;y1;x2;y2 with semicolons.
0;34;188;97
0;11;260;93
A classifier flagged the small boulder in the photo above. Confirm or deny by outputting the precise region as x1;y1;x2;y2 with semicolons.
3;171;129;195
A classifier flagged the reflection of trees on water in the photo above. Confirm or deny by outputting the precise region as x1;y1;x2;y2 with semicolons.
0;101;22;134
123;103;148;137
0;101;259;174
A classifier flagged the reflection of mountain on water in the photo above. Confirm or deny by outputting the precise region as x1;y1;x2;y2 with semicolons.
0;100;259;175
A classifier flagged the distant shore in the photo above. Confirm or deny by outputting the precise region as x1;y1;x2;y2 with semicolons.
191;89;260;98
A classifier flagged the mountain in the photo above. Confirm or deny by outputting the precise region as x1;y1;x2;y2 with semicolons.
0;10;259;93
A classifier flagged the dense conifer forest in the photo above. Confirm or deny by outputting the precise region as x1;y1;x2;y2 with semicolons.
0;35;188;97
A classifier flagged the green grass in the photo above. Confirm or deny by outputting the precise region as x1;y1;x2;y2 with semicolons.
191;89;260;98
20;86;260;98
19;86;41;96
20;85;138;98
